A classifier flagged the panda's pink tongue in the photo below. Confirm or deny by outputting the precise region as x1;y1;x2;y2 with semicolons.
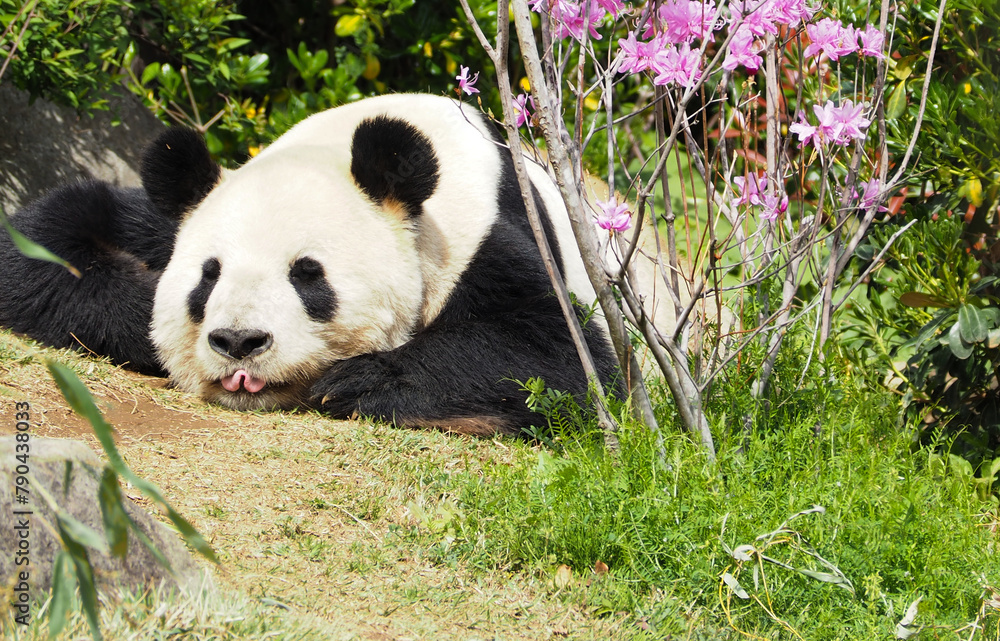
221;370;266;393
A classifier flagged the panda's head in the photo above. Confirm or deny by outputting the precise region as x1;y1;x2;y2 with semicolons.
144;116;440;410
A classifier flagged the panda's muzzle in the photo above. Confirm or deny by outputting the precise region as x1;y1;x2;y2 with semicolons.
208;328;273;360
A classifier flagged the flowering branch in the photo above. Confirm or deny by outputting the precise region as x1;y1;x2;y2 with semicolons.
456;0;924;458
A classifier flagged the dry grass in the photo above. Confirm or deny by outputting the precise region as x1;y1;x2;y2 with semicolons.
0;330;625;640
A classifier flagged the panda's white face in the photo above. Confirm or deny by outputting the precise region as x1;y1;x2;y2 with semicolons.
151;146;424;410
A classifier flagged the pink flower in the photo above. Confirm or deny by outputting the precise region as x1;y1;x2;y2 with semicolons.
768;0;814;25
652;42;703;87
858;24;885;59
790;100;871;148
595;197;633;231
853;179;888;211
513;93;533;128
729;0;779;38
456;66;480;96
804;18;857;61
535;0;608;41
617;32;664;74
655;0;720;44
733;173;767;206
722;27;762;73
596;0;627;19
825;100;870;144
789;114;819;148
760;192;788;221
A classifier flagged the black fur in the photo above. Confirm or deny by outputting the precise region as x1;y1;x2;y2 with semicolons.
313;118;620;434
187;258;220;323
289;256;337;322
0;128;219;375
142;128;220;218
350;115;440;217
0;182;173;374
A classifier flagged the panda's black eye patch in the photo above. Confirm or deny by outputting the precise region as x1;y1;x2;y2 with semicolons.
187;257;220;323
289;256;337;322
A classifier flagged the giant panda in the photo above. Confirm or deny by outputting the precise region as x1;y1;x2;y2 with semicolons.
0;93;620;436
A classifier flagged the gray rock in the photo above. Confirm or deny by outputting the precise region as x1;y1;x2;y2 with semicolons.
0;85;165;215
0;436;208;607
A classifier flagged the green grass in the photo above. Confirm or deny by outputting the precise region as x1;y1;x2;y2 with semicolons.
392;378;1000;639
2;329;997;639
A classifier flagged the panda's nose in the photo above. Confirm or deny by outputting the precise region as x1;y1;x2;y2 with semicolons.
208;328;273;360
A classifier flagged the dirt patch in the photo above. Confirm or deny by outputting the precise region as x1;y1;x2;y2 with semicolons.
0;363;219;446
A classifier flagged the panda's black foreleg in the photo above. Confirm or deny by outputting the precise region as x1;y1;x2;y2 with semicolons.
311;312;620;437
0;182;173;375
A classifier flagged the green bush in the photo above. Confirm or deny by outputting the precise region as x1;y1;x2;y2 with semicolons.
841;214;1000;465
0;0;131;110
1;0;499;163
834;0;1000;463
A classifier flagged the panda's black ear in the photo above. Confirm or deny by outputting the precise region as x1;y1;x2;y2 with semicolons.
141;128;221;219
350;115;439;218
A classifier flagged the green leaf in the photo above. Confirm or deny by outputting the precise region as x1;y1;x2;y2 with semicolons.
48;551;77;641
958;304;987;343
56;511;109;555
899;291;950;308
125;509;173;574
887;80;907;120
0;206;81;277
948;453;974;478
216;37;250;53
63;533;102;641
948;321;974;359
335;14;364;37
99;467;129;559
54;48;84;60
183;52;210;66
140;62;160;85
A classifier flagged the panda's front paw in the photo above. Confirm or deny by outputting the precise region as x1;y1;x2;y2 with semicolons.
310;354;399;414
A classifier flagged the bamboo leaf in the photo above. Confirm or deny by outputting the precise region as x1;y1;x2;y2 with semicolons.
56;511;108;555
98;467;129;559
723;572;749;599
795;568;856;593
47;551;76;641
59;524;102;641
